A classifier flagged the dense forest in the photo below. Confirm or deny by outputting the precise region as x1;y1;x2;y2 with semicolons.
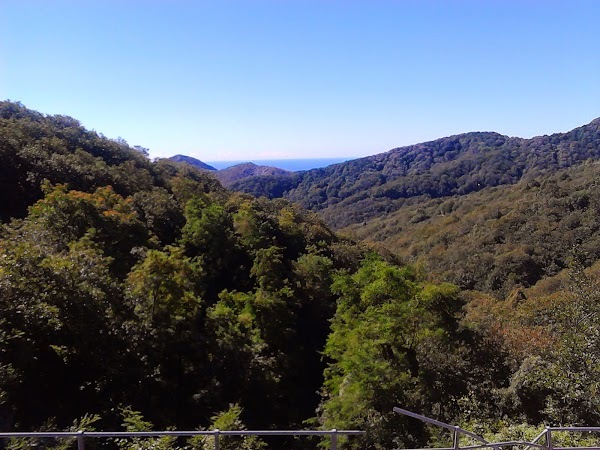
231;118;600;229
1;101;600;450
228;117;600;298
344;161;600;296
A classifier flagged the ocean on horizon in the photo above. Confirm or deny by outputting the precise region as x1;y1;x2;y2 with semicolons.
206;157;356;172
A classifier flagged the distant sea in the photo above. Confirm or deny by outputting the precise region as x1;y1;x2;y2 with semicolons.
206;157;356;172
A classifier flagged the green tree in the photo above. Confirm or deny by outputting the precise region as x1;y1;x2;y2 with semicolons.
320;257;465;449
115;407;176;450
124;246;206;427
0;230;123;428
181;196;247;300
190;404;266;450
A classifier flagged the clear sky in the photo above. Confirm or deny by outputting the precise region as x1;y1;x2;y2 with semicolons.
1;1;599;161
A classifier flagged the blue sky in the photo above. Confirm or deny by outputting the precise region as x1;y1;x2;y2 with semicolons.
1;1;599;161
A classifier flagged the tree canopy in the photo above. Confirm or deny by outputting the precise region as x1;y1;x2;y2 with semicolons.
2;101;600;450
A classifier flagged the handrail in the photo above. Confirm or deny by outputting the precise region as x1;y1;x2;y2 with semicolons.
393;407;490;445
0;428;365;450
402;443;550;450
9;417;600;450
549;428;600;433
0;430;364;437
523;428;551;450
86;430;365;436
393;406;600;450
460;442;550;450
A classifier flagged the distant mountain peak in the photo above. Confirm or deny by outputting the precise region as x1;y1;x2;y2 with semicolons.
169;154;217;171
215;162;291;187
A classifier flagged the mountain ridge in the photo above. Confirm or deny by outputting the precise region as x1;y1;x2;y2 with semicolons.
169;154;217;171
213;162;291;187
231;117;600;228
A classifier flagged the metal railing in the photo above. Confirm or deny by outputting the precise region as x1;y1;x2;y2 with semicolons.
393;407;600;450
0;428;365;450
9;409;600;450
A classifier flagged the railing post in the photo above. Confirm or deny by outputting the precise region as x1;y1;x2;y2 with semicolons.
214;429;220;450
453;427;460;450
546;427;553;450
77;430;85;450
331;428;338;450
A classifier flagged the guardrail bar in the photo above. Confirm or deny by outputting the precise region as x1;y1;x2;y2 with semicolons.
0;430;365;438
393;407;489;445
550;428;600;433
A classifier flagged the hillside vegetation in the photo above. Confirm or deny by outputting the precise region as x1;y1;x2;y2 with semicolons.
0;101;353;434
0;102;480;449
2;101;600;450
344;161;600;296
231;119;600;229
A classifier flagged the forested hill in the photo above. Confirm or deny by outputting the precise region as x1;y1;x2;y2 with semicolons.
0;100;352;432
345;160;600;296
0;100;476;449
0;101;222;223
4;101;600;450
169;154;217;171
214;162;291;187
231;118;600;228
